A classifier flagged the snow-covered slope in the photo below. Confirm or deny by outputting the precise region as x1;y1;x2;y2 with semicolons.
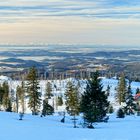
0;111;140;140
0;76;140;140
1;76;140;113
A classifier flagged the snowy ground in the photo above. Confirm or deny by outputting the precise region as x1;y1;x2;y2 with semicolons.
0;76;140;139
0;76;140;113
0;111;140;140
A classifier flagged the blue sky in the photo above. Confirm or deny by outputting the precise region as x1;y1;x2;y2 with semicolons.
0;0;140;46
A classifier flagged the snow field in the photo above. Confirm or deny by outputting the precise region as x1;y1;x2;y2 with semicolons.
0;112;140;140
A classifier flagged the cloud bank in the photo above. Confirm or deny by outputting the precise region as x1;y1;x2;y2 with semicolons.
0;0;140;46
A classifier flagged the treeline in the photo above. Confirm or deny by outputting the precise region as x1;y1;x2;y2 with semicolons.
0;67;139;129
0;67;64;114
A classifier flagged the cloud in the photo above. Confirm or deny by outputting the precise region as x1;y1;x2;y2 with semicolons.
0;0;139;45
0;0;139;21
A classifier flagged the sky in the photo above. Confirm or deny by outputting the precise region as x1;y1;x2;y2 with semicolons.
0;0;140;46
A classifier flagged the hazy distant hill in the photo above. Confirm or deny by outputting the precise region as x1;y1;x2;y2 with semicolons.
0;45;140;79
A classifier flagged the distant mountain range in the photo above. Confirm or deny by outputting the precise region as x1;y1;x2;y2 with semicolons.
0;45;140;78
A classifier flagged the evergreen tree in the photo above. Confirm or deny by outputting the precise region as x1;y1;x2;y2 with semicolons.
116;74;127;105
0;85;4;109
65;81;80;116
117;108;125;118
16;81;25;113
2;82;11;111
65;81;80;128
57;96;63;106
80;71;109;128
6;99;12;112
26;67;41;115
41;81;54;116
108;105;114;114
41;99;54;116
106;85;110;96
16;86;20;113
124;82;136;115
45;82;53;99
20;81;25;113
10;89;16;112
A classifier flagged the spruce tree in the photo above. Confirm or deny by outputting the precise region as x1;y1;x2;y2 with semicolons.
106;85;110;96
80;71;109;128
20;81;25;113
16;86;20;113
124;82;136;115
41;99;54;116
16;81;25;113
2;82;12;111
26;67;41;115
41;81;54;116
117;74;127;105
117;108;125;118
6;99;12;112
65;81;80;128
65;81;80;116
45;82;53;99
0;85;4;109
57;96;63;106
108;105;114;114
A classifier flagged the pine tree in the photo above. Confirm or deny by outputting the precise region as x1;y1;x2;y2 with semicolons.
16;86;20;113
2;82;12;111
106;85;110;96
20;81;25;113
26;67;41;115
65;81;80;128
10;89;16;112
41;81;54;116
6;99;12;112
80;71;109;128
108;105;114;114
16;81;25;113
65;81;80;116
41;99;54;116
117;74;127;105
57;96;63;106
117;108;125;118
124;82;136;115
45;82;53;99
0;85;4;109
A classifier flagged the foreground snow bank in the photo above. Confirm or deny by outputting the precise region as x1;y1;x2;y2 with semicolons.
0;112;140;140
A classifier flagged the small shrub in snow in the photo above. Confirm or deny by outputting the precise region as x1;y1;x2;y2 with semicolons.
108;105;114;114
117;108;125;118
41;99;54;116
